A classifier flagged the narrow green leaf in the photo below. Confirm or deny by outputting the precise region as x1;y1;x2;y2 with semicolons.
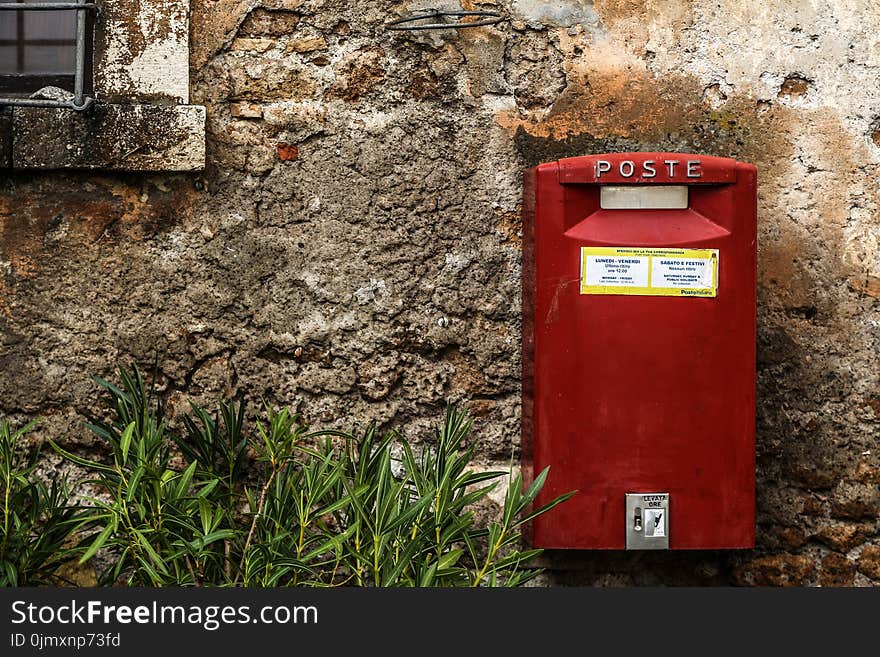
437;548;463;570
189;529;237;550
383;493;433;535
126;467;145;502
194;479;219;498
302;525;357;561
175;461;198;498
199;498;213;536
48;441;116;475
119;422;135;466
419;562;438;587
80;522;114;564
522;467;550;506
515;490;577;528
3;562;19;587
132;529;169;575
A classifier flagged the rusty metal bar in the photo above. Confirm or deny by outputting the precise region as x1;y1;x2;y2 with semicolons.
387;9;505;31
15;1;24;72
73;0;86;107
0;39;78;45
0;95;90;108
0;3;97;10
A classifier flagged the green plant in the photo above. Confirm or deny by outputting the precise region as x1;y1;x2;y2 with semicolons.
0;420;86;586
175;399;249;581
308;409;572;587
231;404;574;587
51;364;574;587
51;368;236;585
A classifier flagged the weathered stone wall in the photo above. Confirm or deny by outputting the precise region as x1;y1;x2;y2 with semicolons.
1;0;879;585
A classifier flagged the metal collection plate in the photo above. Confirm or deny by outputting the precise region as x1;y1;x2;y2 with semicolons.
626;493;670;550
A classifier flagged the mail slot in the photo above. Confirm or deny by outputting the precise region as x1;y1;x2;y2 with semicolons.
522;152;756;549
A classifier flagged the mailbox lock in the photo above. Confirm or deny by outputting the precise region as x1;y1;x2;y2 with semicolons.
626;493;669;550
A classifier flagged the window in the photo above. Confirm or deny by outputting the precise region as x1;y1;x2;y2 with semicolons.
0;0;205;171
0;0;94;109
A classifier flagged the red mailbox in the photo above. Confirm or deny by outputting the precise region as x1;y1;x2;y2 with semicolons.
522;153;756;549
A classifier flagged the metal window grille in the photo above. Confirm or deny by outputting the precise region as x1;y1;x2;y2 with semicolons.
0;1;96;110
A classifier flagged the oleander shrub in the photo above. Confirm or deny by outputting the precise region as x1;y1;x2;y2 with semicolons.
0;420;89;586
18;364;572;587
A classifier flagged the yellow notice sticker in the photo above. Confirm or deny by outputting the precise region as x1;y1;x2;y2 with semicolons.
580;247;718;297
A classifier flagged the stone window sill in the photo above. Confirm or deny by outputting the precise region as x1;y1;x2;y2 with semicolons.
0;103;205;171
